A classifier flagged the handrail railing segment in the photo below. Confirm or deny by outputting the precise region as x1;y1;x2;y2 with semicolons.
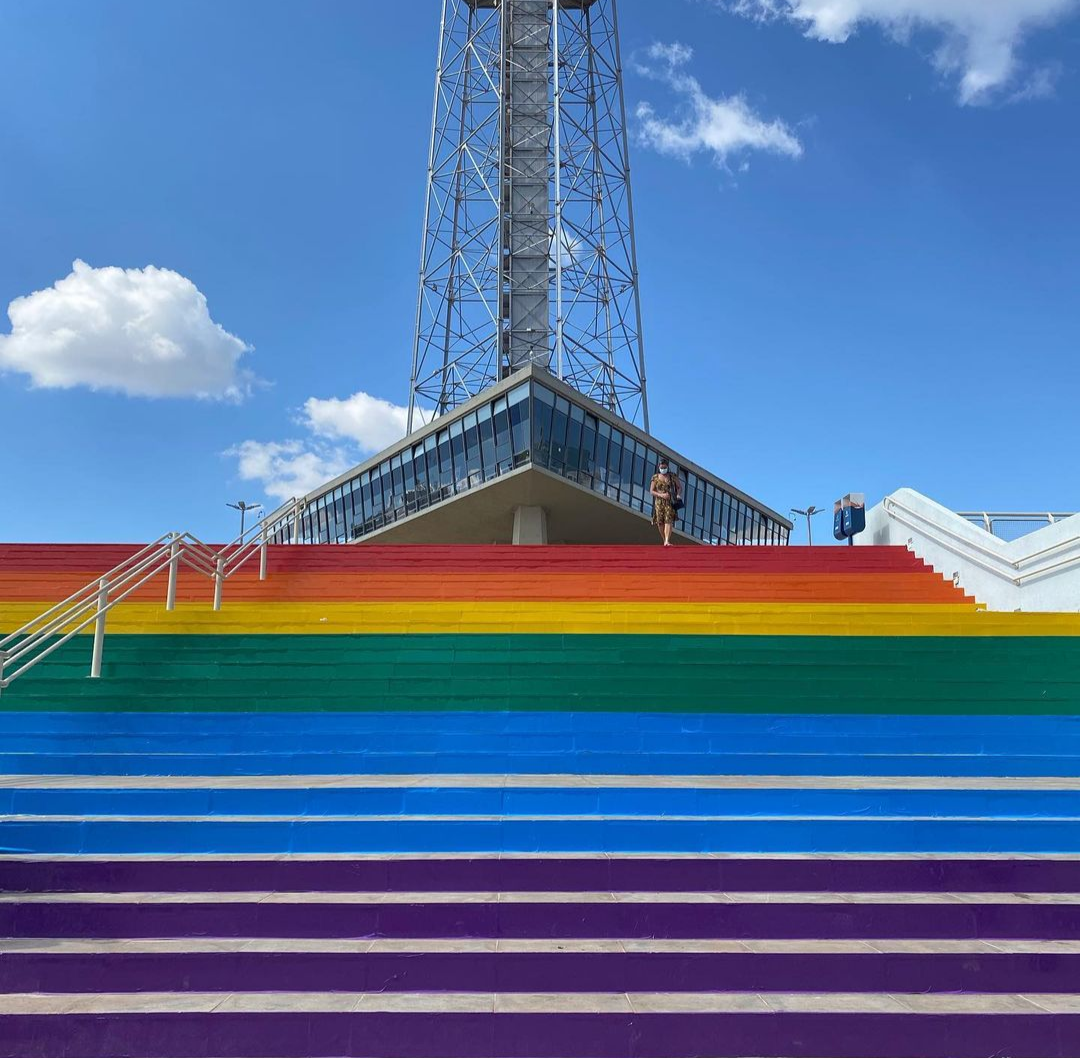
0;497;305;695
884;497;1080;587
958;511;1076;540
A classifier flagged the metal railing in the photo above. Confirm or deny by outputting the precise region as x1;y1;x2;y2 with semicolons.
0;497;306;695
959;512;1076;543
885;497;1080;587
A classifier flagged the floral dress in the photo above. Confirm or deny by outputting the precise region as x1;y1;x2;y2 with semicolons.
651;473;677;526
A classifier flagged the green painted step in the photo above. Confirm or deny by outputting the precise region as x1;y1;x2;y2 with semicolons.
2;634;1078;714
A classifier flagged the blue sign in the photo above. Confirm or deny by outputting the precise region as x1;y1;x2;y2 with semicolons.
834;494;866;542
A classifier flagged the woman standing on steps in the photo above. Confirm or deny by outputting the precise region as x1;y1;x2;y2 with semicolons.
650;457;682;547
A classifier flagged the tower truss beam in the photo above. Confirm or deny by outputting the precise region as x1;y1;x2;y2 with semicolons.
409;0;649;432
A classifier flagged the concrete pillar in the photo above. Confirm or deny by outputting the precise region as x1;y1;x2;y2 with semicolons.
512;505;548;545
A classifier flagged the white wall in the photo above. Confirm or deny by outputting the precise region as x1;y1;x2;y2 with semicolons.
857;488;1080;612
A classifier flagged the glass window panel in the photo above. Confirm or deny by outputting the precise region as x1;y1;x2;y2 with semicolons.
361;476;373;520
463;411;482;482
390;456;404;508
424;444;439;501
402;453;416;510
563;404;584;479
349;480;362;524
509;388;531;465
547;398;570;474
593;423;609;493
414;456;430;509
492;400;512;472
508;382;530;407
682;479;695;531
368;471;382;519
532;389;555;467
384;463;399;518
580;413;597;487
436;429;452;495
449;419;467;491
631;443;648;512
607;429;624;499
478;406;496;479
379;461;393;517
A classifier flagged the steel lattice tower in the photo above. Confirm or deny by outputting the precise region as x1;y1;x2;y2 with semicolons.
408;0;650;432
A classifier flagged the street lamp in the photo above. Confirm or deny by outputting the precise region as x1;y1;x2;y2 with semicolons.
791;506;825;546
226;500;262;538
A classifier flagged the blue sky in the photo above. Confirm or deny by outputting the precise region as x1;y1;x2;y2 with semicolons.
1;0;1077;544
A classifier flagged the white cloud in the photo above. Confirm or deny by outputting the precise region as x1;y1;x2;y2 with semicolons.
228;390;433;502
1008;61;1063;100
227;440;353;503
719;0;1079;104
0;260;255;399
302;390;430;455
635;42;803;167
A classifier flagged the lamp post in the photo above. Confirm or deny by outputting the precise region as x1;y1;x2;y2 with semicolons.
791;506;825;546
226;500;262;539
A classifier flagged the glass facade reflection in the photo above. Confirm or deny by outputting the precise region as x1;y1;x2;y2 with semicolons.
269;378;790;547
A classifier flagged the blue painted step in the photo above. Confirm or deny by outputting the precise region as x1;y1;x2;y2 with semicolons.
5;817;1080;855
5;786;1080;818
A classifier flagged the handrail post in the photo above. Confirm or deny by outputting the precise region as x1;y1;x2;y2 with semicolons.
165;533;181;611
259;526;268;581
213;557;225;612
90;578;108;679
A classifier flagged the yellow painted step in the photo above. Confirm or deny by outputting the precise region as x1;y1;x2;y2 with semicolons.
4;600;1080;637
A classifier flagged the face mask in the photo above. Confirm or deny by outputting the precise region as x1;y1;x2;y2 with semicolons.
659;467;669;474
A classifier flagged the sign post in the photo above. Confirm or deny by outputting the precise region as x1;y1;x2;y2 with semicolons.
834;493;867;546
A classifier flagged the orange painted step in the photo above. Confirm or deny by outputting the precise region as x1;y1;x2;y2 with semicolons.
0;570;972;605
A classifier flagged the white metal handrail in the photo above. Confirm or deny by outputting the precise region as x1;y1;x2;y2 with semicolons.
958;511;1074;535
884;497;1080;587
0;497;305;695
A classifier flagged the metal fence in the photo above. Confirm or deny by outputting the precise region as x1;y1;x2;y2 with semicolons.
958;512;1077;543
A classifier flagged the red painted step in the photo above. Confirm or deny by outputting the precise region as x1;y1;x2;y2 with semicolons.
0;544;933;576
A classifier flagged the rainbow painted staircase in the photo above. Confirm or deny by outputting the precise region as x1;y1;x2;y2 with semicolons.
2;543;1080;1057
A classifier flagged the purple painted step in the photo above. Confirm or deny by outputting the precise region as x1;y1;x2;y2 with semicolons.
4;901;1079;939
4;951;1080;995
4;1012;1080;1058
7;856;1080;893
